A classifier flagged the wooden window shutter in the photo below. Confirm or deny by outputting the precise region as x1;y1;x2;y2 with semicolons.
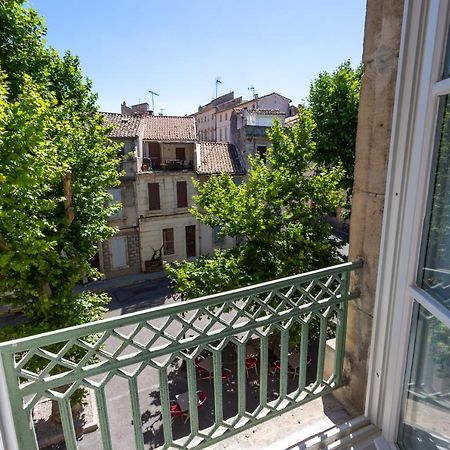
177;181;188;208
148;183;160;210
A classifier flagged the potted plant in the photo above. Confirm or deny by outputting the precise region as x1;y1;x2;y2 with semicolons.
145;245;163;272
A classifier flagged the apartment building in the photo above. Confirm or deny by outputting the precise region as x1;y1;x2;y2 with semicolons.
100;110;246;278
194;91;296;143
98;113;142;279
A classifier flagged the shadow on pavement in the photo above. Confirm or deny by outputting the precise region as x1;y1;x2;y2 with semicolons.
140;342;318;449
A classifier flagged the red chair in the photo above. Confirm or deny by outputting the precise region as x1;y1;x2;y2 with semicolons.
196;355;232;383
245;357;258;376
196;390;207;408
170;401;189;423
221;367;232;382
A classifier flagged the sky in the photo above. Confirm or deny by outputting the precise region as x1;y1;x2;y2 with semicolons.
28;1;366;116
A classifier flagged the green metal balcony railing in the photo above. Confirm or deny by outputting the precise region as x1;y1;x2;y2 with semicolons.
0;260;362;450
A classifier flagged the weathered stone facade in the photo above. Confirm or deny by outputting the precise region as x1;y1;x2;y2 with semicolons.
101;231;141;278
333;0;405;415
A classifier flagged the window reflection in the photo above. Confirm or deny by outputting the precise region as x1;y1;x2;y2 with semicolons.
398;306;450;449
418;95;450;309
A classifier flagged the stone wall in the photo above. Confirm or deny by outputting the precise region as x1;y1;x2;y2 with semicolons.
333;0;405;415
102;230;141;279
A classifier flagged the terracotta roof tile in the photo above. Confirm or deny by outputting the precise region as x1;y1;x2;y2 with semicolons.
143;116;196;141
102;112;142;138
196;142;246;175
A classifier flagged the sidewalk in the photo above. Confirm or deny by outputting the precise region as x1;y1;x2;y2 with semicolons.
74;270;168;293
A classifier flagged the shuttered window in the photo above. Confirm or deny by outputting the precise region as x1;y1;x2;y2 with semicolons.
148;183;160;210
177;181;188;208
176;147;186;161
162;228;174;255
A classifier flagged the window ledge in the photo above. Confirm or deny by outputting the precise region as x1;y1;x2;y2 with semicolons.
207;394;355;450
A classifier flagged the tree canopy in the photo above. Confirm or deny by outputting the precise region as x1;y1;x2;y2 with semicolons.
307;60;363;193
166;112;345;300
0;1;120;340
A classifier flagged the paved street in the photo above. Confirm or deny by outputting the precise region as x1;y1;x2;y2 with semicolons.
104;277;173;317
7;274;346;450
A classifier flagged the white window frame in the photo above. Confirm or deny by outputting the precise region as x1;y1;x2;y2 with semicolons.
366;0;450;445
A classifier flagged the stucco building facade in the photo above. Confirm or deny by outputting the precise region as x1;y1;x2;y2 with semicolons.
100;111;246;279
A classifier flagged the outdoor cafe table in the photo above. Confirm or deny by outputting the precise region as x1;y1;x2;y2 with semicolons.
288;352;300;369
246;340;259;358
198;355;214;373
175;392;190;412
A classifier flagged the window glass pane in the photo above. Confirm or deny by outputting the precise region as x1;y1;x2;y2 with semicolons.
443;26;450;79
418;95;450;309
398;305;450;449
108;188;122;219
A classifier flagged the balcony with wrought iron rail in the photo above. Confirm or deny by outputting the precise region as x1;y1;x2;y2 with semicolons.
136;157;194;173
0;260;362;450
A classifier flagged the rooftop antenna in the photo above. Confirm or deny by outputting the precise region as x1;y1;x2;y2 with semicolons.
148;90;159;113
215;77;222;99
248;85;256;98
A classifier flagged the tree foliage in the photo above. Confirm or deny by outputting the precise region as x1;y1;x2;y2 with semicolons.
307;60;363;193
0;1;121;341
166;111;345;302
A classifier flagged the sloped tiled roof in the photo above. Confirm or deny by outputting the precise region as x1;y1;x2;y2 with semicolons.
237;92;292;109
143;116;196;141
102;112;196;141
102;112;142;138
196;142;246;175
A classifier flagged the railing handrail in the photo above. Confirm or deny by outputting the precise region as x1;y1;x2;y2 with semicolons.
0;260;362;353
0;260;363;450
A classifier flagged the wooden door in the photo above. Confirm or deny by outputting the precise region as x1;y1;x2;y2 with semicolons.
185;225;196;257
177;181;188;208
148;142;161;168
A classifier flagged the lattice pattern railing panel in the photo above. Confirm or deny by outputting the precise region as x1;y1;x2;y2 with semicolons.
0;260;361;450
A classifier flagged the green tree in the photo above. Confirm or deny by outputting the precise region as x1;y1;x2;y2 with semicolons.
0;1;120;342
166;112;345;301
307;60;363;193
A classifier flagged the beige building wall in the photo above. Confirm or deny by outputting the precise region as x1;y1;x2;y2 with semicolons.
332;0;405;415
196;108;215;141
136;170;199;265
101;136;142;279
198;222;236;255
139;214;199;265
135;172;195;218
196;93;292;143
143;141;195;163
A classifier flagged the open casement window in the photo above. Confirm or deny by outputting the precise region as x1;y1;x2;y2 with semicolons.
107;188;122;219
369;2;450;447
162;228;174;255
398;84;450;450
